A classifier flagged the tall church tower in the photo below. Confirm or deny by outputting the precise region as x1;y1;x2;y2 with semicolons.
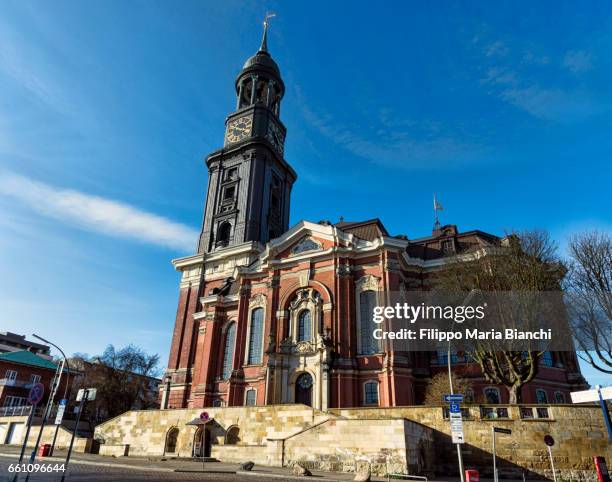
198;21;297;253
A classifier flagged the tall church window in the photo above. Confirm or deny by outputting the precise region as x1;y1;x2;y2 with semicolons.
245;389;257;406
359;290;378;355
216;222;231;248
541;351;553;367
247;308;264;364
364;381;379;405
221;323;236;380
297;310;312;342
536;389;548;404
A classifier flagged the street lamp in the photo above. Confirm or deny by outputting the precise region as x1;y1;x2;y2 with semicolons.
32;334;71;456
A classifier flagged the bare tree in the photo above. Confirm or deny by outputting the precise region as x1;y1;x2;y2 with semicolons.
435;230;564;403
71;344;160;421
566;231;612;374
424;372;475;405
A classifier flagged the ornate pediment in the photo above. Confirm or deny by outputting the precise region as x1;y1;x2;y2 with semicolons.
290;237;322;256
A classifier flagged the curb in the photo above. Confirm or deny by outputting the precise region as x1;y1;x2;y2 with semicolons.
236;470;349;481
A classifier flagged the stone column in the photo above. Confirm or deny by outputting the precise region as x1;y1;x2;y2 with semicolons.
236;79;245;109
250;76;258;105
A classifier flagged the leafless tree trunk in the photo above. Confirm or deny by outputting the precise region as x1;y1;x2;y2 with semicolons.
566;231;612;374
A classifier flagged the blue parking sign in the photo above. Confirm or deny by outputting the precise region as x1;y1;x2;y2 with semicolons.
450;402;461;413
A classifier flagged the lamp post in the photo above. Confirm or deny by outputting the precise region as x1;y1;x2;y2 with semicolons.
32;334;71;456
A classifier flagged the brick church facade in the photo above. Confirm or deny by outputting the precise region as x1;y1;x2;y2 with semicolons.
160;26;586;411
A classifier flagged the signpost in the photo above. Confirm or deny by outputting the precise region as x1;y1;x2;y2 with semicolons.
62;388;96;482
544;435;557;482
449;401;465;444
492;427;512;482
571;385;612;443
13;384;45;482
55;399;67;425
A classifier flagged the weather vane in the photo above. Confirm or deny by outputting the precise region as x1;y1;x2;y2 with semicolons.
263;11;276;30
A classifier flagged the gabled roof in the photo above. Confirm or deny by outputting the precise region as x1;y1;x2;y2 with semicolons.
334;219;389;241
0;350;60;371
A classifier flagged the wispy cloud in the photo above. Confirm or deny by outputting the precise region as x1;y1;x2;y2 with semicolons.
295;88;485;170
476;37;602;122
562;49;593;73
0;171;198;251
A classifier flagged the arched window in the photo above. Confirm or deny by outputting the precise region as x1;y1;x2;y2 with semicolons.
541;351;553;367
297;310;312;342
359;290;378;355
165;427;179;454
226;426;240;445
364;381;379;406
554;391;565;404
484;387;501;404
247;308;264;365
465;389;475;403
216;222;231;248
222;323;236;379
245;389;257;406
536;389;548;404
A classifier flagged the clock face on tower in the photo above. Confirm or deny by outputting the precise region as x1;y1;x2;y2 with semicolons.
266;120;285;154
225;115;253;144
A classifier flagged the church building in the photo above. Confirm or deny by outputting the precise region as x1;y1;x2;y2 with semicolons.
160;24;586;411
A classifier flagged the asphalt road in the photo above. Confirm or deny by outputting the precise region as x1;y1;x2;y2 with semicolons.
0;459;297;482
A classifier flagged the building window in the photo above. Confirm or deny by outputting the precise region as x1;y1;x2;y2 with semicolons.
5;370;17;382
222;322;236;379
216;222;231;247
247;308;264;365
465;389;475;403
359;290;379;355
364;381;379;406
541;351;553;367
297;310;312;342
484;387;501;404
554;391;565;404
223;185;236;201
442;238;455;253
4;396;27;407
245;389;257;406
536;389;548;404
212;399;223;407
29;374;41;385
225;168;238;181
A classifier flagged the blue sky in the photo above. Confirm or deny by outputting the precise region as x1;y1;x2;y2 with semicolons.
0;1;610;386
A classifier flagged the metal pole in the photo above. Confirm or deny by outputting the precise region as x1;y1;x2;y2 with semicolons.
13;405;37;482
32;334;71;457
201;427;205;471
28;361;63;467
61;389;87;482
547;445;557;482
492;427;497;482
596;385;612;443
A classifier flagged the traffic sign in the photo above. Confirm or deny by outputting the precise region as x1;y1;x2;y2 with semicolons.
76;388;97;402
450;402;461;414
55;399;67;425
27;383;45;405
544;435;555;447
200;411;209;421
444;394;464;403
493;427;512;434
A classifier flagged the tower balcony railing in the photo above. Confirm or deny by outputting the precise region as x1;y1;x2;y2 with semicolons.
0;378;30;388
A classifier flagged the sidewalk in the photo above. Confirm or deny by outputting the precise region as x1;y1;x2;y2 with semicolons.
0;445;392;481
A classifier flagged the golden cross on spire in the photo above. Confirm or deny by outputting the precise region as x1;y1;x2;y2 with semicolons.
259;12;276;52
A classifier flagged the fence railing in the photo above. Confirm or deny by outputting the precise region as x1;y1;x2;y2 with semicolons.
0;405;34;417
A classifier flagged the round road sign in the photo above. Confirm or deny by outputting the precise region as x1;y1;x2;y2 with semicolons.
200;411;209;421
544;435;555;447
28;382;45;405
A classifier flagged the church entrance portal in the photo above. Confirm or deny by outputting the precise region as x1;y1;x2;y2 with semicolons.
295;372;313;406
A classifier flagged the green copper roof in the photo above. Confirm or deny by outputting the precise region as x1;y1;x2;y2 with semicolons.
0;350;59;371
